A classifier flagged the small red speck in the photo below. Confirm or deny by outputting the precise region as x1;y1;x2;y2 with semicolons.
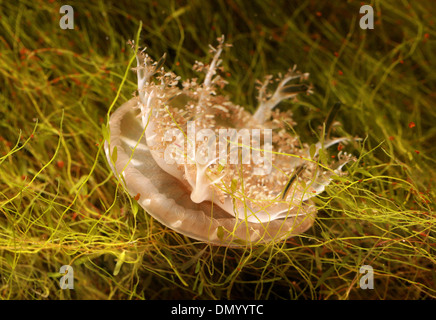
312;190;317;193
72;212;78;221
415;150;420;154
424;33;429;39
399;60;404;64
419;232;428;238
175;61;180;66
408;121;415;128
389;136;395;141
134;193;141;201
272;32;282;42
334;52;339;57
338;144;343;151
121;48;125;53
331;155;336;158
225;72;231;77
338;70;343;76
57;160;64;169
211;25;216;31
316;12;322;17
30;134;34;139
358;179;363;183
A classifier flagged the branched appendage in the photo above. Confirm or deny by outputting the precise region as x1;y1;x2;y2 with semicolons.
183;156;226;204
128;41;181;121
203;36;225;88
129;41;154;101
305;150;355;201
195;35;231;113
253;65;312;124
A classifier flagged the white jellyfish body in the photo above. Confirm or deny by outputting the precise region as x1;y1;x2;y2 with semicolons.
105;37;351;246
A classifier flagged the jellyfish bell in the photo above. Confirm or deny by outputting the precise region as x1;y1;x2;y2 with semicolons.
104;99;317;245
104;36;351;246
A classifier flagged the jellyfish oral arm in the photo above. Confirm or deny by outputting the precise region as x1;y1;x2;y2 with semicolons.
253;69;310;124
